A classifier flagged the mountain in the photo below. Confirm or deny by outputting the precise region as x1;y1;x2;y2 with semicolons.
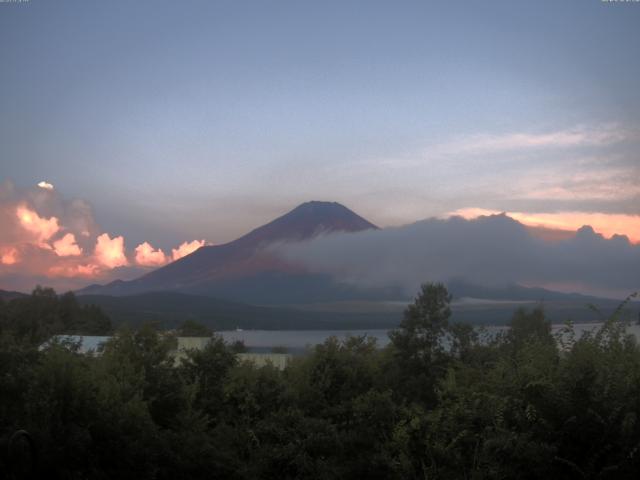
76;289;638;330
79;201;385;302
227;200;378;245
445;278;607;303
77;291;399;330
78;201;631;313
0;289;29;301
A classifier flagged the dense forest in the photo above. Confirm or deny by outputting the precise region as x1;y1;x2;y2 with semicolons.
1;285;640;479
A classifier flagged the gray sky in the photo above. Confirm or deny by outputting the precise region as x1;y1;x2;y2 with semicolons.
1;0;639;291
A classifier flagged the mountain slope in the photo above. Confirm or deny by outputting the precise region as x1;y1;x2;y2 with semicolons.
79;201;379;300
77;289;638;330
77;291;399;330
0;289;29;301
446;278;608;303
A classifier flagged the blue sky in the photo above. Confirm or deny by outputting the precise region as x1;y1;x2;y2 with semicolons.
1;0;639;251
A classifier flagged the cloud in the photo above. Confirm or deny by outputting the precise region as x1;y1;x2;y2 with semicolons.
435;125;631;157
502;157;640;212
172;239;205;260
53;233;83;257
376;125;634;171
48;263;100;278
1;180;215;291
274;214;640;299
1;246;19;265
94;233;129;268
135;241;168;267
449;208;640;244
1;181;137;289
16;204;60;245
37;181;54;190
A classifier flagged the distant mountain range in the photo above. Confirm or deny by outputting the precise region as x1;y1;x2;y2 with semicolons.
74;289;636;331
445;278;606;303
3;285;634;330
0;289;28;301
75;291;398;330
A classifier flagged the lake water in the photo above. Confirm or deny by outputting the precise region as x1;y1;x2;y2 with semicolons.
219;322;640;353
52;322;640;356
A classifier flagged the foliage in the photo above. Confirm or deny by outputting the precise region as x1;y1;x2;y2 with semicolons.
0;286;112;346
1;284;640;479
176;319;213;337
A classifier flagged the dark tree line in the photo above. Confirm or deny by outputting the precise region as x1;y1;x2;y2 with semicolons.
1;284;639;479
0;286;112;345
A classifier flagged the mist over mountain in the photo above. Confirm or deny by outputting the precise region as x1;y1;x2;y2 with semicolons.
79;201;639;303
79;201;387;302
276;213;640;300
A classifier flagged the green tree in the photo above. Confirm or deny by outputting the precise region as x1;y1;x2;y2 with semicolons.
177;319;212;337
179;335;237;420
388;282;452;405
101;324;185;429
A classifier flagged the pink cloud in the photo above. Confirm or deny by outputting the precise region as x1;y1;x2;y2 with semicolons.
172;239;205;260
135;241;168;267
94;233;129;268
49;263;100;278
16;204;60;245
53;233;82;257
1;182;144;288
0;246;19;265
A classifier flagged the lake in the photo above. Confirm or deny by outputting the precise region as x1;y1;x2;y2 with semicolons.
219;322;640;353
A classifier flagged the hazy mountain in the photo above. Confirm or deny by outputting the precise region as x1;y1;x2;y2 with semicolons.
78;201;633;311
0;289;28;301
76;289;638;330
445;278;606;303
77;291;398;330
79;201;384;301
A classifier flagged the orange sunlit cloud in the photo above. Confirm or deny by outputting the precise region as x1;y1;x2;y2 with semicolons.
94;233;129;268
449;208;640;244
172;239;205;260
53;233;82;257
16;204;60;245
2;182;201;288
135;241;168;267
1;247;19;265
48;263;100;278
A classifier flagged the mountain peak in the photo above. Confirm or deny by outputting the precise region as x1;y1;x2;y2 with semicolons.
291;200;349;211
79;201;377;297
235;200;377;246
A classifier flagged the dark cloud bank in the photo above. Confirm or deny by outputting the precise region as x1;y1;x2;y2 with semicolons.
275;214;640;299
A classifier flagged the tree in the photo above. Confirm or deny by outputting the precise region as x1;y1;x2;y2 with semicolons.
101;324;184;429
179;335;237;420
388;282;452;405
0;287;111;345
177;319;212;337
506;306;554;349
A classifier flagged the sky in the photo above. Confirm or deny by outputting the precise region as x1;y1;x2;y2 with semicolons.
1;0;639;292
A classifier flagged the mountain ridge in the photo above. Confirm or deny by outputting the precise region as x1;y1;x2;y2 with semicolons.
79;201;378;298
